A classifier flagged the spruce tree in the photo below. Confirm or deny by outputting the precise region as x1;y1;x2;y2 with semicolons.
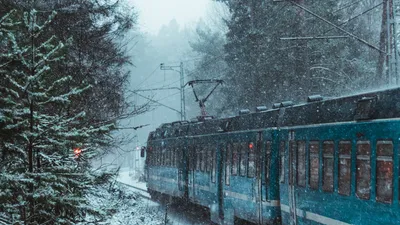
0;9;113;224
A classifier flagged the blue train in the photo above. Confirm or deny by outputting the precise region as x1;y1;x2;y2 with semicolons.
142;87;400;225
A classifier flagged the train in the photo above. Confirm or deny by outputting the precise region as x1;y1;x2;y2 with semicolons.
141;87;400;225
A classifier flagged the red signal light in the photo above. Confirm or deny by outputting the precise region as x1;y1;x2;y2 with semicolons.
74;148;82;157
249;143;254;149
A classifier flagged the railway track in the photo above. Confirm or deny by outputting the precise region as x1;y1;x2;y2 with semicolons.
116;181;151;200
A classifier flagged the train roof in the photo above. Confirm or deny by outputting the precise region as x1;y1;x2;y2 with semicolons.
149;87;400;140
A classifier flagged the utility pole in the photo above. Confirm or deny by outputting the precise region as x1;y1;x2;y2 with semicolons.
377;0;399;85
160;62;186;120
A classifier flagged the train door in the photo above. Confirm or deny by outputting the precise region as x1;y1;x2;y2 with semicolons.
288;130;297;225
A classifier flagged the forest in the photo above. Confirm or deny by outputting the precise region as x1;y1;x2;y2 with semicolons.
188;0;397;117
0;0;147;224
0;0;398;224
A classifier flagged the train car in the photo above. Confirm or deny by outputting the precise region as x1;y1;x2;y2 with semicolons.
278;88;400;225
143;87;400;225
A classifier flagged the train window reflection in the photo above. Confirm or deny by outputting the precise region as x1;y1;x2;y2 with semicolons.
240;143;247;177
232;143;239;176
175;148;178;167
279;141;285;183
356;141;371;200
225;144;231;185
212;148;216;183
323;141;334;192
309;141;319;190
207;148;211;172
248;142;256;178
168;149;172;167
376;140;393;204
297;141;306;187
265;141;271;185
201;148;206;172
188;147;193;170
338;141;351;196
196;148;200;171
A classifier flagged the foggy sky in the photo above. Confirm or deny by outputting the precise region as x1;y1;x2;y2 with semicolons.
129;0;210;34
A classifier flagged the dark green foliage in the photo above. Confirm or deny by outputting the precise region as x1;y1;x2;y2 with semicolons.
190;0;382;115
0;1;139;224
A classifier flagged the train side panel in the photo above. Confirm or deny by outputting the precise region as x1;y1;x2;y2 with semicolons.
279;120;400;225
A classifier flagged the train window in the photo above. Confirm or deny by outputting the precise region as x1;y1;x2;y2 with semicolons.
225;144;232;185
338;141;352;196
201;148;206;172
265;141;271;185
309;141;320;190
206;148;211;172
167;149;171;167
376;140;393;203
323;141;334;192
169;149;172;167
174;148;178;167
196;148;200;171
164;148;168;166
248;142;256;178
188;147;192;170
157;147;162;166
212;148;216;183
289;141;295;185
158;149;161;166
154;147;157;165
161;149;165;166
173;148;177;167
192;147;196;171
232;143;239;176
152;148;155;166
279;141;285;183
240;143;247;177
297;141;306;187
169;149;173;166
356;141;371;200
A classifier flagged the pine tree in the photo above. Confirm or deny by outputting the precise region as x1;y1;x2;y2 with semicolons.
0;9;113;224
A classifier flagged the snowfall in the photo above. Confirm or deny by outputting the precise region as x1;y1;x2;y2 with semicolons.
82;168;209;225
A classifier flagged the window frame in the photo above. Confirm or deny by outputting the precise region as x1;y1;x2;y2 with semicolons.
239;142;248;177
297;141;306;187
309;141;320;190
232;143;239;176
356;140;371;200
212;147;217;183
338;141;352;196
322;141;334;192
265;141;272;185
376;140;393;204
200;147;206;172
248;142;256;178
225;144;232;185
279;141;285;183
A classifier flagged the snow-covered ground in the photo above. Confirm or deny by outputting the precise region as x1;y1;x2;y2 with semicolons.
114;168;212;225
81;182;164;225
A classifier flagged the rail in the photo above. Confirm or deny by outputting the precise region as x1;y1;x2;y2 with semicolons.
116;181;151;200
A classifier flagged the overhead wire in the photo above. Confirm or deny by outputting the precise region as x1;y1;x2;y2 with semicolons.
323;1;384;35
332;0;365;14
134;65;160;90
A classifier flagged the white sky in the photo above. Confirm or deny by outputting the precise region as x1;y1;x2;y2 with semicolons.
129;0;211;34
